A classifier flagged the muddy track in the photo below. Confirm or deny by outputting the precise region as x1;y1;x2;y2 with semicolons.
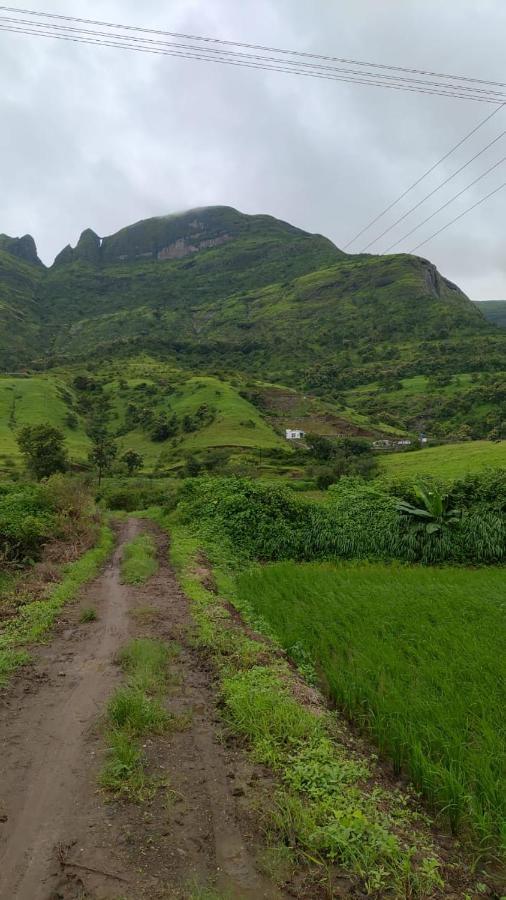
0;519;283;900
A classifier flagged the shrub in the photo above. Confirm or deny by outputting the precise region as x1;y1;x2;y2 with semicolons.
178;476;504;566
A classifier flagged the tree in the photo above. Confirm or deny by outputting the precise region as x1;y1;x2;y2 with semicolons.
88;429;117;486
17;424;68;480
120;448;143;476
305;433;335;460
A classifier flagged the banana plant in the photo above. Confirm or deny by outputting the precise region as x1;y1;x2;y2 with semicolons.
397;484;462;534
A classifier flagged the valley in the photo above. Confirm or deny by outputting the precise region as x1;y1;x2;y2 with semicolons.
0;206;504;898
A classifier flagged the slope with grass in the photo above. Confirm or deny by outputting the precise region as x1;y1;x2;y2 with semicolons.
0;374;90;473
380;440;506;480
235;560;506;854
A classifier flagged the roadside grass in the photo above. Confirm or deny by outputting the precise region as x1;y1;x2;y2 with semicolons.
100;637;174;801
79;607;97;623
164;520;454;897
120;533;158;584
0;525;113;684
235;561;506;858
380;440;506;480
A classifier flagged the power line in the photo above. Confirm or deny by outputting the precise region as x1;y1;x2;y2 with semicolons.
2;22;505;103
3;4;506;94
361;126;506;251
4;13;506;99
409;179;506;253
381;151;506;251
343;103;505;248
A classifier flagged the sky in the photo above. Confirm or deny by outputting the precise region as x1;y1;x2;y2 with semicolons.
1;0;506;299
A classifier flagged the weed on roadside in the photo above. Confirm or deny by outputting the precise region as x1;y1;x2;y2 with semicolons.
79;607;97;623
121;533;158;584
100;637;173;801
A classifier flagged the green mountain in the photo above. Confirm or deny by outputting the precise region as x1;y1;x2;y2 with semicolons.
474;300;506;327
0;206;503;440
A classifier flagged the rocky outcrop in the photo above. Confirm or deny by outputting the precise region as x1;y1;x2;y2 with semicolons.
0;233;42;266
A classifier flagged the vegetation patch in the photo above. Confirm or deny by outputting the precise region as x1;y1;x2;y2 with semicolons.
79;607;97;623
120;532;158;584
165;521;460;897
0;524;113;684
100;637;174;801
236;561;506;859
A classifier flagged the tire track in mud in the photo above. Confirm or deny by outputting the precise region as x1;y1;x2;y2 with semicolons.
0;519;284;900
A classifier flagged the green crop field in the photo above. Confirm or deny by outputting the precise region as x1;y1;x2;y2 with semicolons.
380;440;505;479
236;560;506;852
0;375;90;471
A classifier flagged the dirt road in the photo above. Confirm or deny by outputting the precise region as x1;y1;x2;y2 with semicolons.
0;520;282;900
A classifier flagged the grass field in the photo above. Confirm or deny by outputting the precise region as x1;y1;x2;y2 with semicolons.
0;375;89;471
236;560;506;853
381;440;505;480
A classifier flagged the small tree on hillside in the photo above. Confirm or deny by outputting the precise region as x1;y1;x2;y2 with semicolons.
120;448;143;476
88;429;117;486
17;424;68;480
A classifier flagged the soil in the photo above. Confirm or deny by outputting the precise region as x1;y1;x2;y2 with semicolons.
0;519;286;900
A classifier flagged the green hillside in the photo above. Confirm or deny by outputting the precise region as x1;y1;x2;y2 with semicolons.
474;300;506;327
380;439;505;479
0;250;43;369
0;375;90;474
0;206;504;442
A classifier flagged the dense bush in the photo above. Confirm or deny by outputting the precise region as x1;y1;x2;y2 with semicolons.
178;476;504;565
0;476;97;566
0;484;55;564
100;478;179;512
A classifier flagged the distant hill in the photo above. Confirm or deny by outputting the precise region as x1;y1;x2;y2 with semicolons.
0;206;503;439
473;300;506;327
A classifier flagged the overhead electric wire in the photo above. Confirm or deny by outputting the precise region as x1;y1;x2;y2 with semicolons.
343;102;505;248
409;179;506;253
2;6;505;257
3;4;506;96
360;126;506;251
379;151;506;251
2;22;505;103
2;12;506;101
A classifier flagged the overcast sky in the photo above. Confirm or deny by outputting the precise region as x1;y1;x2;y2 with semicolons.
1;0;506;298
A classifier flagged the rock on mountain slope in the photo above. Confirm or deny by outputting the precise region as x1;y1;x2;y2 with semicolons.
0;206;497;384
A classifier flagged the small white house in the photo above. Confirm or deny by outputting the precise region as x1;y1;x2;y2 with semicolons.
285;428;305;440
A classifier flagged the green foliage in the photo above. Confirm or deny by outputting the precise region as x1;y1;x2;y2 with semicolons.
79;607;97;623
100;477;179;512
397;484;462;534
0;483;54;563
166;524;446;895
178;475;504;566
17;423;68;479
120;448;143;475
236;561;506;853
100;638;172;800
0;524;113;683
120;532;158;584
88;429;117;485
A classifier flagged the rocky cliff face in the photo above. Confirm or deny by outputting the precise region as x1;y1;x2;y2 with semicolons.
0;234;42;266
50;206;340;268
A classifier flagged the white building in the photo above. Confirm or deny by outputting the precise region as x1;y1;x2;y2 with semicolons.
285;428;305;440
